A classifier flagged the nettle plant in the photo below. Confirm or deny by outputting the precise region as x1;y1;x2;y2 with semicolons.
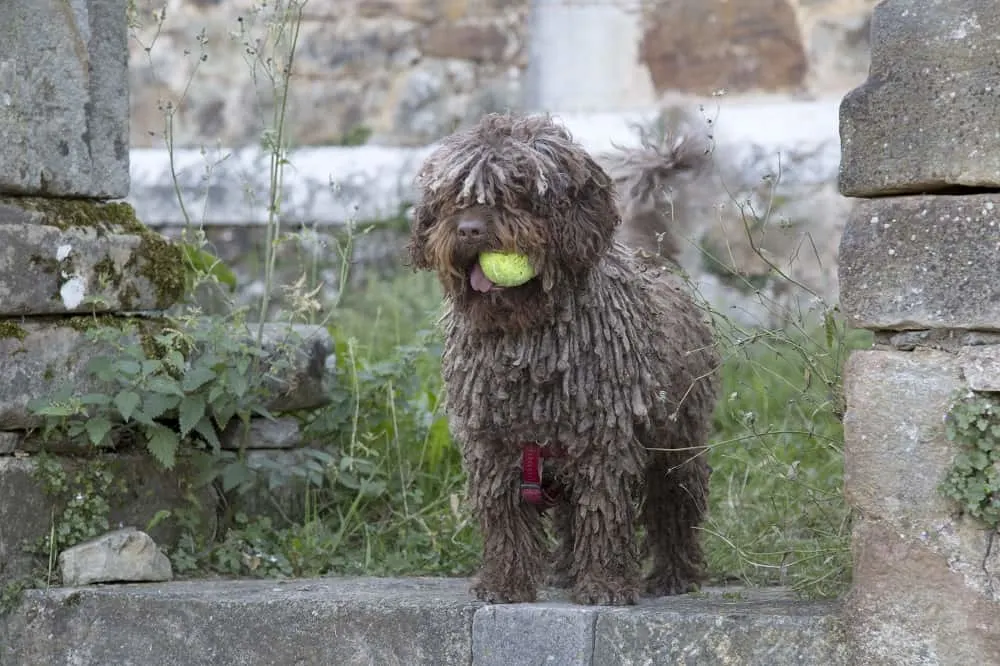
940;391;1000;529
28;313;288;489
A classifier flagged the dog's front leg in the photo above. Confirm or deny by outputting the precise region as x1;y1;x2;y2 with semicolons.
465;442;546;603
569;456;641;606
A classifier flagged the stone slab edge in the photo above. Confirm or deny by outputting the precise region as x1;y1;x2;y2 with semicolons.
1;578;846;666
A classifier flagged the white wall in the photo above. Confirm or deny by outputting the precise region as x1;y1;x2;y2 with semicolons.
523;0;657;113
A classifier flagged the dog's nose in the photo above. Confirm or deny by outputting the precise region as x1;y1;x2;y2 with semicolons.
457;218;486;240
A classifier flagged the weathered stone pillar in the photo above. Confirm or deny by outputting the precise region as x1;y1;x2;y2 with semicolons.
838;1;1000;662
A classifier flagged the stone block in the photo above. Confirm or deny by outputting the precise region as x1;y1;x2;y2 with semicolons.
838;194;1000;331
0;0;129;197
640;0;807;96
0;455;217;581
846;519;1000;665
0;320;334;430
59;528;172;586
1;578;477;666
229;449;329;523
220;416;302;450
839;0;1000;196
471;587;846;666
472;603;597;665
593;593;847;665
0;201;184;315
843;349;1000;598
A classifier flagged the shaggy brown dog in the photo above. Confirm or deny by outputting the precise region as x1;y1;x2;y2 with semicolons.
407;113;720;606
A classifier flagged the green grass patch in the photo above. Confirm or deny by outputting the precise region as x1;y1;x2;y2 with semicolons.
703;321;872;597
198;270;867;598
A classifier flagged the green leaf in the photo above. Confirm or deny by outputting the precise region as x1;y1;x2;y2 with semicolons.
33;404;79;418
86;356;116;382
165;350;186;373
113;390;141;421
179;394;207;437
79;393;112;407
181;244;237;292
147;376;184;397
181;366;217;393
85;417;113;447
146;509;172;532
208;384;226;404
113;359;142;377
141;359;164;376
193;416;221;451
226;367;250;399
823;309;836;350
146;425;179;469
141;393;181;422
220;460;254;493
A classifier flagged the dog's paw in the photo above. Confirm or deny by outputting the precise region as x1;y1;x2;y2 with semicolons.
471;579;537;604
571;577;639;606
643;572;700;597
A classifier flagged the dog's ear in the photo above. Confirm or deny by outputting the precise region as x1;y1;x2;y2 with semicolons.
405;201;434;270
551;156;621;274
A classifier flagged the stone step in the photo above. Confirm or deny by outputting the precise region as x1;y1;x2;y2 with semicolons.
0;577;847;666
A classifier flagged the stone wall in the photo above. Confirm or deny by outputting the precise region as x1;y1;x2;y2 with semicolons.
128;0;876;150
837;0;1000;662
0;0;336;585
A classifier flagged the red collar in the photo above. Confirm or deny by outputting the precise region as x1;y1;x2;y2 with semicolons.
521;443;564;508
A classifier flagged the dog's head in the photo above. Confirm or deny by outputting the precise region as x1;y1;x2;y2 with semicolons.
407;113;620;332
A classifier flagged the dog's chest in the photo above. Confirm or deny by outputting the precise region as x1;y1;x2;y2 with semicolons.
442;307;654;446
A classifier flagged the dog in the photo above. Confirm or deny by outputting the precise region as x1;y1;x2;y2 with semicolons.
407;112;720;605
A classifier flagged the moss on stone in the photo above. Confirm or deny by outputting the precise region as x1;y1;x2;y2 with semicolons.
131;235;185;310
2;197;145;234
59;315;169;363
29;253;58;274
0;321;28;341
63;314;134;334
93;256;121;288
93;254;143;311
9;197;188;311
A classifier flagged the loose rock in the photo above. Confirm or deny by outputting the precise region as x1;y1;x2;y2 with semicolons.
59;528;173;586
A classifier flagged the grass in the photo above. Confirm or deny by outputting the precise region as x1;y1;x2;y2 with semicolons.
104;0;866;600
219;267;868;599
704;321;871;597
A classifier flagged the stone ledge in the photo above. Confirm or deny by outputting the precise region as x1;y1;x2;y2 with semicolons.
0;223;181;316
0;320;334;430
0;578;847;666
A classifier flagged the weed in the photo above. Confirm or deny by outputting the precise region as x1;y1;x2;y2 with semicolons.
940;392;1000;529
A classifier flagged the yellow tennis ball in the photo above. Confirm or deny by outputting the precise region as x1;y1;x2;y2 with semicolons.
478;251;536;287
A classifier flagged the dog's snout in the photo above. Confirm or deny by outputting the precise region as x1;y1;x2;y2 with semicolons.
457;218;486;240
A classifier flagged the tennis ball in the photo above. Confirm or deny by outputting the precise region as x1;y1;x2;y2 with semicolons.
478;251;536;287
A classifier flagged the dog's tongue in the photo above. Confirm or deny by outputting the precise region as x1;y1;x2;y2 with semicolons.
470;263;496;293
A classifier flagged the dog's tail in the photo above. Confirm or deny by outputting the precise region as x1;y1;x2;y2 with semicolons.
605;113;711;263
